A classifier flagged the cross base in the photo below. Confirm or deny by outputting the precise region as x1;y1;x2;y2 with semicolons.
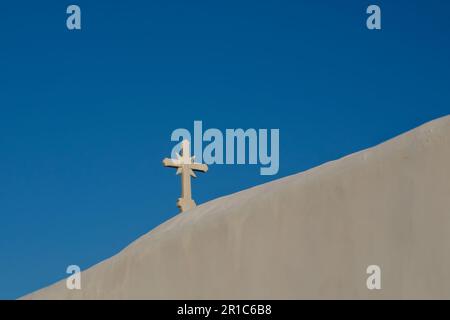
177;197;196;212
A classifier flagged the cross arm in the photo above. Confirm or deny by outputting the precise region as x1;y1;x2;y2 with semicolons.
163;158;181;168
190;163;208;173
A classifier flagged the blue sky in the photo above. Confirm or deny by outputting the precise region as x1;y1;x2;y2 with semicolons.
0;1;449;299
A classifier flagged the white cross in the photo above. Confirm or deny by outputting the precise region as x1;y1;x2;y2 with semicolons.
163;140;208;212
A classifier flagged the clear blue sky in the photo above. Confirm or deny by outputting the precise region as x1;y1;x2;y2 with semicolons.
0;1;449;299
